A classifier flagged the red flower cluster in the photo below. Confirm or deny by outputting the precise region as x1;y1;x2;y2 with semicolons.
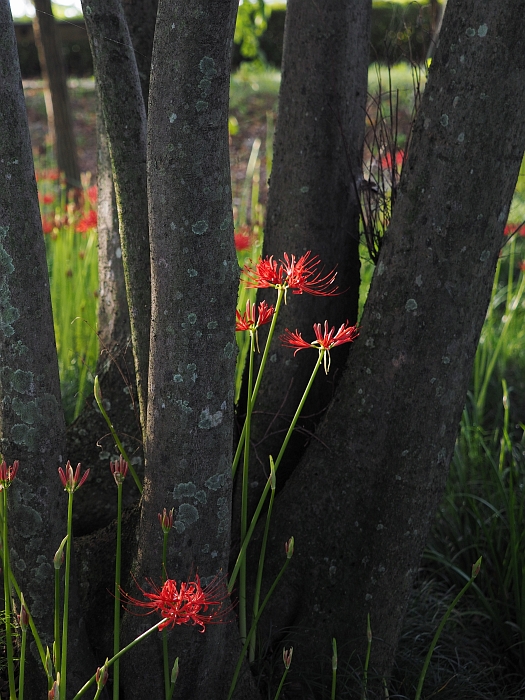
235;300;274;332
243;251;338;296
0;460;19;490
76;210;97;233
123;574;228;632
41;216;54;235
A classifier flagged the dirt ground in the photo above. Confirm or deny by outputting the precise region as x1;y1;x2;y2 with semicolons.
23;78;278;209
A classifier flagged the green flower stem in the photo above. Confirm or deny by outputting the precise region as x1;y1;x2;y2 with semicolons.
414;557;482;700
239;331;256;644
54;564;62;676
232;287;285;479
0;517;47;671
113;482;123;700
72;619;164;700
229;350;324;592
1;489;17;700
60;491;75;699
227;555;292;700
94;376;142;494
249;456;276;663
273;666;289;700
19;625;27;700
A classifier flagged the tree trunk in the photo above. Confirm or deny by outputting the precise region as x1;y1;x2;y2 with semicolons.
257;0;525;693
81;0;151;435
249;0;371;485
120;1;258;698
0;2;95;694
32;0;80;186
121;0;158;109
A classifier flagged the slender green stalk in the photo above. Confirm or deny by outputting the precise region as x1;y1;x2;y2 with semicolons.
60;491;75;700
94;376;142;494
239;331;256;643
72;619;164;700
232;287;285;478
273;666;290;700
1;488;17;700
249;456;276;662
113;482;123;700
54;564;62;674
229;351;324;592
415;557;482;700
19;625;27;700
227;549;293;700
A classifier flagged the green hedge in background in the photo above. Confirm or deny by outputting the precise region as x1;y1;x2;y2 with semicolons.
15;1;442;78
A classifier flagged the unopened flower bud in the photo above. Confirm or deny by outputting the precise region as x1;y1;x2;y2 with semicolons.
332;638;338;670
171;657;179;685
48;675;60;700
158;507;174;534
96;660;109;688
110;455;128;486
285;536;294;559
54;535;68;570
471;556;482;578
283;646;293;670
19;595;29;632
45;647;53;680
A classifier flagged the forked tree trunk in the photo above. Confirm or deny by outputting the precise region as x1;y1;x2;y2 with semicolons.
257;0;525;693
0;2;94;694
249;0;371;486
32;0;80;186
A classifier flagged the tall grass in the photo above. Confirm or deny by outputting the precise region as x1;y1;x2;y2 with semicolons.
37;166;99;424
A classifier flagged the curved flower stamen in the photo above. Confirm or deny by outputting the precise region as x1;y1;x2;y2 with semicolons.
122;574;228;632
281;320;359;373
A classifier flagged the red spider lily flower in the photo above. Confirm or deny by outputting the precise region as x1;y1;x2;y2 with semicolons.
41;216;54;235
110;455;128;486
38;192;55;204
234;225;252;251
122;574;228;632
505;223;525;237
0;460;19;490
158;507;174;533
87;185;98;206
58;461;90;493
235;300;274;332
76;209;98;233
380;149;404;171
243;251;338;298
281;320;359;373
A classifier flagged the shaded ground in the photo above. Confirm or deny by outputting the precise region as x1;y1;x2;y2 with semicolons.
23;74;279;208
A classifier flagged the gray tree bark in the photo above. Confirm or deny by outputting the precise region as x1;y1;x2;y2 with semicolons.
121;0;158;109
249;0;371;484
0;2;95;694
257;0;525;693
81;0;151;435
32;0;80;186
120;1;258;698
